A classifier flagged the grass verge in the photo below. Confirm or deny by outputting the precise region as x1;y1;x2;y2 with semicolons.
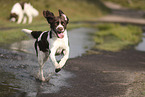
0;0;109;23
93;23;142;52
0;22;94;45
0;23;143;53
0;0;110;45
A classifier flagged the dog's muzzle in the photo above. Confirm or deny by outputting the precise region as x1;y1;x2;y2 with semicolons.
10;18;16;22
56;27;64;38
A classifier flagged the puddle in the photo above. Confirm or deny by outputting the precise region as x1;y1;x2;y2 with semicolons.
135;33;145;51
0;28;96;97
10;27;96;58
0;50;73;97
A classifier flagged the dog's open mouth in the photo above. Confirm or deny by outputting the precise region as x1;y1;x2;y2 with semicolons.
57;32;64;39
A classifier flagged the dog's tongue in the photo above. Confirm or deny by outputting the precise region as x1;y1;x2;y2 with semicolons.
58;33;64;38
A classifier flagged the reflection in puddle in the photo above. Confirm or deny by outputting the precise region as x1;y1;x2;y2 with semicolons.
18;69;73;97
0;52;73;97
0;28;96;97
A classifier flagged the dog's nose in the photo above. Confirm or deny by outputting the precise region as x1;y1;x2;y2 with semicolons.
58;27;63;32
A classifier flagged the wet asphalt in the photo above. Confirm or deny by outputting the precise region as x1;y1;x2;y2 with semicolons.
37;49;145;97
1;47;145;97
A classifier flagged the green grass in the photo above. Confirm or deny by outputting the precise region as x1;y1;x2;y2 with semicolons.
0;0;143;52
0;21;96;45
0;22;143;52
0;0;110;45
0;0;109;23
93;23;142;51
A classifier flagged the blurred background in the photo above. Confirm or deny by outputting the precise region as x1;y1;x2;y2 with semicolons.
0;0;108;22
1;0;145;97
0;0;144;51
0;0;108;47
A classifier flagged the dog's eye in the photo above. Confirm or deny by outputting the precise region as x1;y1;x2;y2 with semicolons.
55;22;59;25
61;22;65;26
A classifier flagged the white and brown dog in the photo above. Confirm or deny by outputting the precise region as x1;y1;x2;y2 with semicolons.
22;10;69;81
10;2;39;24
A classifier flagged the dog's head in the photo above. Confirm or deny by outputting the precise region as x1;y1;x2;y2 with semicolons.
43;9;69;39
9;13;18;22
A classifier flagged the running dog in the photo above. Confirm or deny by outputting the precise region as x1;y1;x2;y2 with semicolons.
10;2;39;24
22;9;69;81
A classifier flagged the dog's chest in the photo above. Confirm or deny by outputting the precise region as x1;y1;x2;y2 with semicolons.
49;36;68;49
35;31;68;55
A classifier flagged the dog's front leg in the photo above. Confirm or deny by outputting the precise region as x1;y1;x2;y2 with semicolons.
57;47;69;72
23;16;27;24
49;47;60;72
17;13;23;24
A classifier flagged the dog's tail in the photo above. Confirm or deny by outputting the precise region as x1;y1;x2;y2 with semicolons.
22;29;32;35
22;29;33;38
22;29;43;39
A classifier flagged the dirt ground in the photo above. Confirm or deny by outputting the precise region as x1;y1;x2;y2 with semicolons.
36;49;145;97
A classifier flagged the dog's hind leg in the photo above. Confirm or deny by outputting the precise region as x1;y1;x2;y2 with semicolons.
28;15;33;24
37;51;49;81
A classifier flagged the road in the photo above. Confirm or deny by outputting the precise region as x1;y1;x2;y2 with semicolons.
1;47;145;97
36;49;145;97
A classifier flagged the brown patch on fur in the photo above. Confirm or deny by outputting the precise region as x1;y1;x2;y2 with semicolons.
20;2;25;9
9;13;18;20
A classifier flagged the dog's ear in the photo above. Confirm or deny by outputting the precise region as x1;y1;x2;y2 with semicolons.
43;10;55;24
59;9;69;24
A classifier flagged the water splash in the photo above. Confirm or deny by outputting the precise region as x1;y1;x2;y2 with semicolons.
0;28;96;97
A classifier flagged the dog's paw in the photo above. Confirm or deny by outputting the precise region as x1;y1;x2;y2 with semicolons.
35;77;46;82
55;68;61;73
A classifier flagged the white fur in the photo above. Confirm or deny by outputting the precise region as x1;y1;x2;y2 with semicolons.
62;14;67;21
37;51;49;81
10;2;39;24
22;29;32;34
49;30;69;69
22;29;69;81
22;29;33;38
56;23;64;32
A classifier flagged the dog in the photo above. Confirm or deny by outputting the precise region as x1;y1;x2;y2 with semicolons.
10;2;39;24
22;9;69;81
